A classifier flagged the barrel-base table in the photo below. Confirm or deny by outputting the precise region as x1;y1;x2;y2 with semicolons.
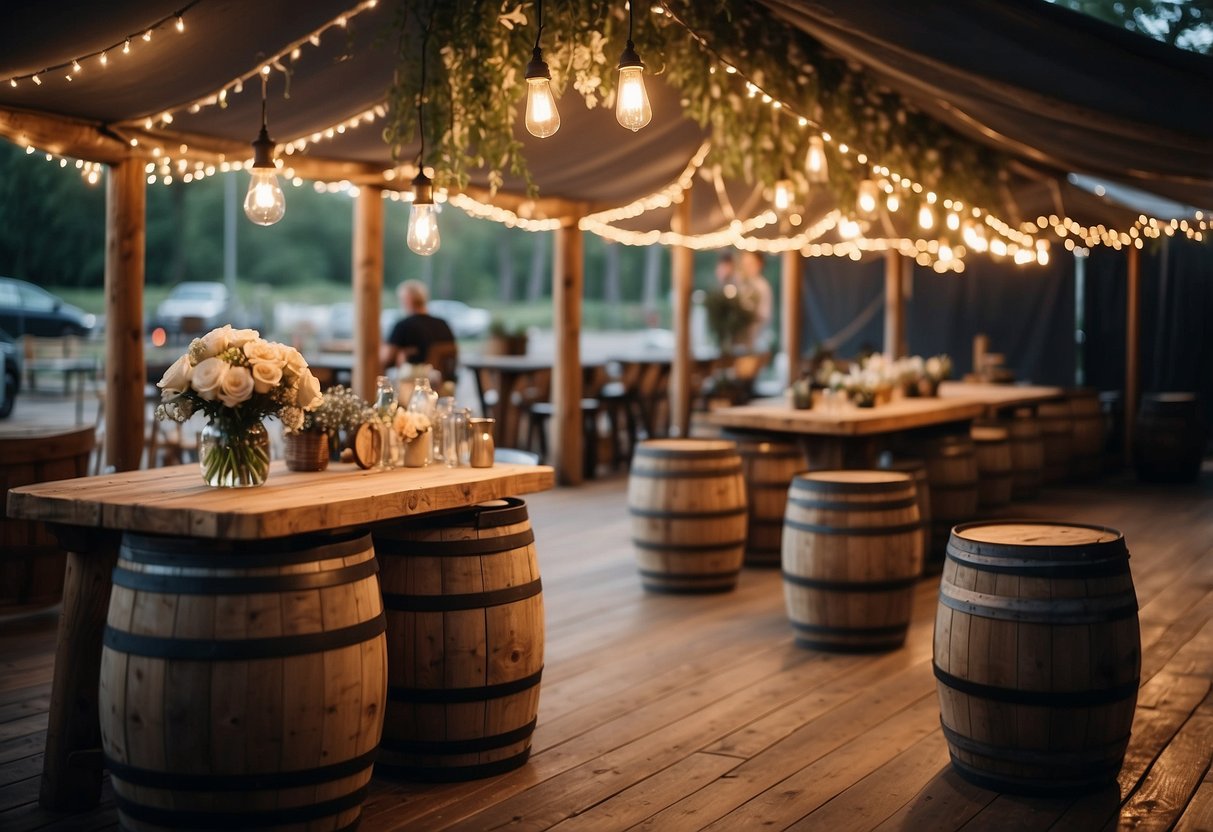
6;461;555;812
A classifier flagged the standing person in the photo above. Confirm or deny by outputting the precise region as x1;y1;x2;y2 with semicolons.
381;280;457;373
715;250;736;287
737;250;773;352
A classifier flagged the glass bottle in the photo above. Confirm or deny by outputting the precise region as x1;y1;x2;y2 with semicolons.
434;396;455;463
374;375;397;470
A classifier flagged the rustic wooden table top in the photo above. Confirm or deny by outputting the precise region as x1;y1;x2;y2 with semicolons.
705;397;986;437
7;461;555;540
937;381;1064;408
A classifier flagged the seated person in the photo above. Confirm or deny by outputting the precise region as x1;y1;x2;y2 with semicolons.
380;280;457;380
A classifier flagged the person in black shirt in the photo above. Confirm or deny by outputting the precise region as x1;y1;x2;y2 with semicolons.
380;280;457;373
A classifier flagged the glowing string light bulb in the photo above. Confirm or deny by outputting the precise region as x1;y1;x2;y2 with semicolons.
886;192;900;212
615;2;652;131
857;179;880;217
804;135;828;184
523;0;560;138
917;203;935;230
243;75;286;226
773;176;795;214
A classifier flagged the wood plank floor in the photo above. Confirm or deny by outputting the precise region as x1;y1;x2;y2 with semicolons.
2;469;1211;831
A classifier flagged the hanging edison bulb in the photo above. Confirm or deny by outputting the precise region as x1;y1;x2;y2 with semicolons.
244;130;285;225
946;211;960;231
616;51;651;131
917;203;935;231
1036;239;1050;265
407;170;440;255
857;179;880;217
804;135;828;183
524;1;560;138
886;191;901;212
773;177;795;214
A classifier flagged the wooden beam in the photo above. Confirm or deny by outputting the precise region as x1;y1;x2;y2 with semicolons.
104;158;146;472
883;251;905;359
352;186;384;401
781;250;803;386
669;198;694;437
1125;245;1141;459
552;217;584;485
0;107;129;164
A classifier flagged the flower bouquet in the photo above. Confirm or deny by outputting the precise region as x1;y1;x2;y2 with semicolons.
156;325;322;487
919;354;953;397
392;409;433;468
284;385;375;471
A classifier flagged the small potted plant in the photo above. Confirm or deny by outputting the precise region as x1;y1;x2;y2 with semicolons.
485;320;528;356
920;354;953;397
393;408;433;467
284;385;374;471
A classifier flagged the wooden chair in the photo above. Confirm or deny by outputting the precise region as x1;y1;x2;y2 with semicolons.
0;426;94;613
425;340;459;387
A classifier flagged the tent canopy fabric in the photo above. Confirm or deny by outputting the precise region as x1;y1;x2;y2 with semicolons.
0;0;1208;226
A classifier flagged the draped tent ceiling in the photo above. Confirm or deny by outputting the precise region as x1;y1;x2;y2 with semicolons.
0;0;1209;241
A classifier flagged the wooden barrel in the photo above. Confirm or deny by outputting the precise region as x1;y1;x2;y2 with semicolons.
1134;392;1205;483
627;439;747;593
877;457;931;560
1007;410;1044;499
724;431;806;568
1037;400;1073;483
917;434;979;574
935;521;1140;795
1099;390;1124;471
971;426;1013;508
1069;391;1104;479
99;531;387;832
374;498;544;781
782;470;922;652
0;426;94;612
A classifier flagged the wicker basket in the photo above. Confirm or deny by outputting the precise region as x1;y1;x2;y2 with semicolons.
284;431;330;472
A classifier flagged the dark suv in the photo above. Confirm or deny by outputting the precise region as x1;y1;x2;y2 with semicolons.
0;277;96;338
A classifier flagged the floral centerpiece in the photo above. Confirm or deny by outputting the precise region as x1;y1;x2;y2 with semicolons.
392;409;433;468
156;325;322;487
283;385;375;471
920;354;953;396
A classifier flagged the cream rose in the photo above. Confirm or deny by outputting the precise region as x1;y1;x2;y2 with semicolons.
157;354;193;395
217;365;255;407
197;325;233;359
243;339;287;368
226;327;260;349
282;346;308;379
250;360;283;394
294;369;323;410
190;357;228;401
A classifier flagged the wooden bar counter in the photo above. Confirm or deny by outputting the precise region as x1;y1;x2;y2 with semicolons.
706;397;985;467
937;381;1064;416
6;460;555;810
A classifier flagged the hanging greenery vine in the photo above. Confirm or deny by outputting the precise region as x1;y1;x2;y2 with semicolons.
383;0;1014;213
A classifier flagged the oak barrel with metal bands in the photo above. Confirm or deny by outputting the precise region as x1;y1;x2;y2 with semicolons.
374;497;544;781
724;431;806;568
934;521;1140;795
1134;392;1206;483
628;439;747;593
1007;409;1044;499
781;470;923;652
99;531;387;832
917;433;979;573
971;425;1013;508
1037;400;1074;483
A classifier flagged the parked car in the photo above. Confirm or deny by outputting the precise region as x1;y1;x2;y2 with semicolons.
0;328;21;419
425;300;492;339
0;277;96;338
154;281;237;336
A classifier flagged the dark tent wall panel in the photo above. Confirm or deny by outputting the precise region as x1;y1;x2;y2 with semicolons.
802;255;1075;386
1084;239;1213;428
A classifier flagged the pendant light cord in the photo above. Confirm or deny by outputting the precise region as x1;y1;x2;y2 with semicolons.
627;0;634;47
414;2;436;170
260;72;268;131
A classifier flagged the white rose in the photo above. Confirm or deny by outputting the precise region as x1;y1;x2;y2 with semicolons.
226;328;260;349
282;346;308;378
294;369;323;410
157;354;193;395
250;360;283;394
191;357;228;401
243;339;286;368
198;325;233;358
217;366;255;407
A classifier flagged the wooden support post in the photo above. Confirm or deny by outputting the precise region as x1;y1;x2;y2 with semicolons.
552;217;584;485
1125;245;1141;459
104;157;145;472
884;251;905;359
669;198;694;437
353;186;384;401
781;250;803;385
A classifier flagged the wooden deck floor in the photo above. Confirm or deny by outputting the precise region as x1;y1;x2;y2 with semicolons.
2;470;1211;831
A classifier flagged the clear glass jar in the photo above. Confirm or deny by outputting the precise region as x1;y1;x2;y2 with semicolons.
407;378;438;465
434;396;455;462
443;408;466;467
198;420;270;487
374;375;397;470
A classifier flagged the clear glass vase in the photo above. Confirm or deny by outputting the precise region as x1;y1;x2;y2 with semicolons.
198;419;270;487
